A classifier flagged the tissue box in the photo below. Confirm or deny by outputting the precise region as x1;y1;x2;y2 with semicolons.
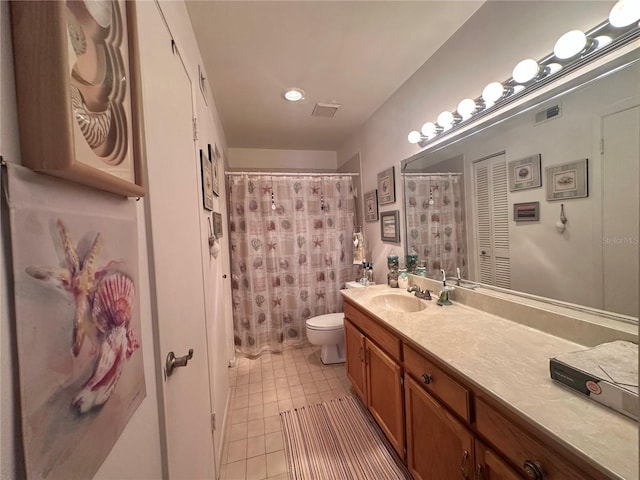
549;340;638;420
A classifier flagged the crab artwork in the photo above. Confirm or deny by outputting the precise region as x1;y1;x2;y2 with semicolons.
25;219;140;414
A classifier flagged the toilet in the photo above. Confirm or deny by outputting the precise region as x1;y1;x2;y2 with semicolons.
305;281;364;364
305;313;346;365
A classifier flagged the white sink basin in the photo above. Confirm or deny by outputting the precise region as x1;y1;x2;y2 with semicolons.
370;293;427;313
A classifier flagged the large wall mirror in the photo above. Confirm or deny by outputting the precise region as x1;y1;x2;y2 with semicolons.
402;53;639;323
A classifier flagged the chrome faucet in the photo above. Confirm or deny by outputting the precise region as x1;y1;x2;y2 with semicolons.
407;285;431;300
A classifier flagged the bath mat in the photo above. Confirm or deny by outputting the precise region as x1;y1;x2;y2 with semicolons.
280;395;411;479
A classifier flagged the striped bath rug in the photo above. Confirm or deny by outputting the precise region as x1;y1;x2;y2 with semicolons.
280;396;411;479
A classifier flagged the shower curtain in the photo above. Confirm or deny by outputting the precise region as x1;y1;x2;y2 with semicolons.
228;174;355;356
404;174;466;279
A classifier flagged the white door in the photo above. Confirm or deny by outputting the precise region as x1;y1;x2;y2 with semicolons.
602;105;639;317
137;3;215;478
472;153;511;288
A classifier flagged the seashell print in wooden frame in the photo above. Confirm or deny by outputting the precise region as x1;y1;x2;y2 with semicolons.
10;0;145;197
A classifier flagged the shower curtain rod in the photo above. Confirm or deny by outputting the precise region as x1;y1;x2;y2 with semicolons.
225;171;359;177
402;172;463;176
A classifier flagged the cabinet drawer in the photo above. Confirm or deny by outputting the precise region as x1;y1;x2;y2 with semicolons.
476;397;594;480
344;301;401;362
403;343;470;422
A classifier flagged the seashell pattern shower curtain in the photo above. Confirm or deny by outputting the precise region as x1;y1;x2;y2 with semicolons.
404;174;467;279
228;174;355;355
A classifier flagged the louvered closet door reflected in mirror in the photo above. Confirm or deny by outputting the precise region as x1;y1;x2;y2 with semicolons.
472;153;511;289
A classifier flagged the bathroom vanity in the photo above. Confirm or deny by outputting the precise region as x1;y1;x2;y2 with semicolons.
341;283;638;480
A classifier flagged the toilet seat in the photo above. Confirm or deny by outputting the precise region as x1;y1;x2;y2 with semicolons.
306;313;344;331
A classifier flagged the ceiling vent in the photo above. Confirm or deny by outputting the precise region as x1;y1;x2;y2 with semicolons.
312;102;341;118
534;103;562;125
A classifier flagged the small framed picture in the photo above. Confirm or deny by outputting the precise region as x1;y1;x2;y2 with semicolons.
213;212;223;238
200;149;214;211
508;154;541;191
545;159;588;201
364;190;379;222
208;143;221;197
380;210;400;243
377;167;395;205
513;202;540;222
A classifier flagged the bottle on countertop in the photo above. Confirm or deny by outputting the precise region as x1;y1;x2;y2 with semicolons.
398;268;408;289
366;263;374;285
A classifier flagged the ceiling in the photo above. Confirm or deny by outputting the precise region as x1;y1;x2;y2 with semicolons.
186;1;484;151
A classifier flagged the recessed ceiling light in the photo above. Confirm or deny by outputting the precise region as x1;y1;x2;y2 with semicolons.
282;88;305;102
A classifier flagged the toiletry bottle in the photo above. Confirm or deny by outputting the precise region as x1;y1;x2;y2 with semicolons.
366;263;374;285
398;268;408;289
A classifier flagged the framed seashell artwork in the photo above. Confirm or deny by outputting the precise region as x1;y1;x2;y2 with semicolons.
208;142;221;196
200;149;214;211
10;0;145;197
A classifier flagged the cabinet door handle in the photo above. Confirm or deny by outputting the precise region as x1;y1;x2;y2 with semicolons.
523;460;544;479
474;464;483;480
460;450;469;479
421;373;432;384
358;346;364;362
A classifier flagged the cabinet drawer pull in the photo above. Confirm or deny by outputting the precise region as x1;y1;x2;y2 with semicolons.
421;373;432;384
523;460;544;479
460;450;470;479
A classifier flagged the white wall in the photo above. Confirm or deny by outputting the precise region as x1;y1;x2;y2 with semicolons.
336;1;616;285
229;148;337;171
1;1;232;478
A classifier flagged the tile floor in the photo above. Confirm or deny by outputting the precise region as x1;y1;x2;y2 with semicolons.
218;345;354;480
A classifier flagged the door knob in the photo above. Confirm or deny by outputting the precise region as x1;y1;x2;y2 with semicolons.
165;349;194;377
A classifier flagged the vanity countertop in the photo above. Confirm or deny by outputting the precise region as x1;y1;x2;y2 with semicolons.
341;284;638;480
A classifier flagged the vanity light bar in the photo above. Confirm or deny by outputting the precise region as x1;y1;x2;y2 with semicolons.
408;1;640;147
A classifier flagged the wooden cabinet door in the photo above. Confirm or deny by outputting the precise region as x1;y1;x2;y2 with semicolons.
344;319;366;402
366;340;405;458
405;376;474;480
475;440;523;480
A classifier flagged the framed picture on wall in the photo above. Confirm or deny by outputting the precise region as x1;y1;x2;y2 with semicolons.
364;190;379;222
208;143;221;196
380;210;400;243
213;212;223;238
200;149;214;211
508;154;541;191
545;159;588;201
513;202;540;222
10;1;146;197
377;167;395;205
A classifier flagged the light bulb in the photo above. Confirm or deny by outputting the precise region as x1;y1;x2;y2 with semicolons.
457;98;477;119
609;0;640;27
512;59;540;83
482;82;504;105
546;63;563;75
437;111;454;130
554;30;587;59
408;130;422;144
421;122;437;138
594;35;612;49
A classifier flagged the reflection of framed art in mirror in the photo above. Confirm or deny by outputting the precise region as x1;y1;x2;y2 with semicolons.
10;1;145;197
508;154;541;191
545;159;588;201
513;202;539;222
364;190;378;222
